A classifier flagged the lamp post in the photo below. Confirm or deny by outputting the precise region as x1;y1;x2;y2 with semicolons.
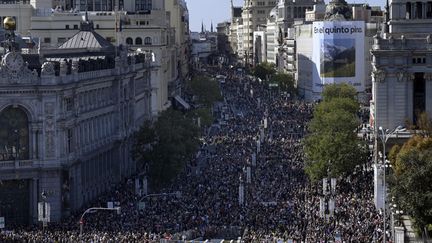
138;191;181;203
377;125;405;243
79;206;121;236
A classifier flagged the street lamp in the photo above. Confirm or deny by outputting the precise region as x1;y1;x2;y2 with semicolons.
79;206;121;236
377;125;406;243
138;191;181;203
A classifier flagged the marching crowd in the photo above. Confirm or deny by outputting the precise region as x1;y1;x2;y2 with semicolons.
1;67;389;242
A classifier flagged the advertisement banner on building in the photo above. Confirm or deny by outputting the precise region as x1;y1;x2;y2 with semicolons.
312;21;365;93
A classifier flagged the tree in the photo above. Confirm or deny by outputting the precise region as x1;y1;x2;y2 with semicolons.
322;83;357;102
416;112;432;136
304;131;368;181
308;98;359;134
188;107;213;128
188;75;222;108
389;136;432;234
272;72;295;93
132;109;200;188
304;84;367;181
252;62;276;81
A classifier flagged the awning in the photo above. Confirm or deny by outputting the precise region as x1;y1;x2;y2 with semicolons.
174;95;190;110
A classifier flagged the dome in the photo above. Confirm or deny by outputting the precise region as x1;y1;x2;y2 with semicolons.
324;0;352;21
3;17;16;31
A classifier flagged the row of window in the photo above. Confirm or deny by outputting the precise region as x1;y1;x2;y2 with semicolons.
76;113;115;151
78;87;113;113
255;1;276;6
126;37;152;45
413;57;427;64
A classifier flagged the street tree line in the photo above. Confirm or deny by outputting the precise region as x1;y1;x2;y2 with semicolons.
303;83;368;181
253;62;296;94
132;74;222;188
389;119;432;235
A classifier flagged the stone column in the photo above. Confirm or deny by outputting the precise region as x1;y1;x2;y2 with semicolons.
30;178;38;224
394;226;405;243
406;74;414;124
425;73;432;116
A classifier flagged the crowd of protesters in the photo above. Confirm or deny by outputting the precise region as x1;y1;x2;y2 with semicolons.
0;67;389;242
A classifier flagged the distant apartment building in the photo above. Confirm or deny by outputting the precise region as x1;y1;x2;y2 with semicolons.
240;0;278;65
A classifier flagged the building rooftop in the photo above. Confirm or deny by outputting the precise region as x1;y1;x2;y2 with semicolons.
59;21;114;50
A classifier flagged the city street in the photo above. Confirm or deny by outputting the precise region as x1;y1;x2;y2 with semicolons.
1;67;386;242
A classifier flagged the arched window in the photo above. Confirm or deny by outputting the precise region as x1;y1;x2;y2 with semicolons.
0;107;30;161
135;37;142;45
144;37;152;45
126;37;133;45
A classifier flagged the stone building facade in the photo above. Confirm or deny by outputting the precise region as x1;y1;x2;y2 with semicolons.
0;20;153;226
0;0;191;114
371;0;432;129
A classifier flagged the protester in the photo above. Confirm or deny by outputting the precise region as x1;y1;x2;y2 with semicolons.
0;66;386;242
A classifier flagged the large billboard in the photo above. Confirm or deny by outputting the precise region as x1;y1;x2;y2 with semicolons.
312;21;365;93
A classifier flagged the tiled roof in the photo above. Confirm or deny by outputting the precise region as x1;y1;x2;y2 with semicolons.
59;29;114;49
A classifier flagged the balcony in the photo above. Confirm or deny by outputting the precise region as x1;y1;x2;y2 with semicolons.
0;160;33;170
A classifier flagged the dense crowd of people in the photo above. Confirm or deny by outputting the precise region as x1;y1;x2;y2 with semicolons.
1;67;389;242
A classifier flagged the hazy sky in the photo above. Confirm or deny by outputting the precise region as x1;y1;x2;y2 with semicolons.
186;0;384;32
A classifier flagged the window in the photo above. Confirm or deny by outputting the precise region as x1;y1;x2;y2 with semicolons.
66;25;70;29
412;57;427;64
144;37;152;45
65;97;74;111
58;37;67;44
67;129;74;153
135;37;142;45
126;37;133;45
96;24;100;29
44;37;51;43
73;24;78;29
136;0;152;11
0;107;30;161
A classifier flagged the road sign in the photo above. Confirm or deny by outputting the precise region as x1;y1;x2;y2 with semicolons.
0;217;5;229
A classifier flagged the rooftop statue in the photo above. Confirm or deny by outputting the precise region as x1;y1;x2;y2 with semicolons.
324;0;352;21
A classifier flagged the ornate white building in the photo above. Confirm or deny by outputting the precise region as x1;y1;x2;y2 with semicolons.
0;0;191;111
371;0;432;129
0;18;154;226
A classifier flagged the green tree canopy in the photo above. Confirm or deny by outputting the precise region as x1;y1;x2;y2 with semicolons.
253;62;276;81
188;75;222;108
132;109;200;188
304;84;367;181
272;72;295;93
308;98;359;134
304;131;368;181
389;136;432;233
187;107;213;128
322;83;357;102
